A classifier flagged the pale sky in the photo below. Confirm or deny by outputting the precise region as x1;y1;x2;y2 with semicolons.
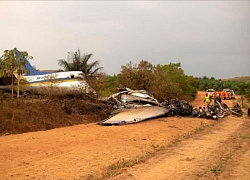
0;1;249;79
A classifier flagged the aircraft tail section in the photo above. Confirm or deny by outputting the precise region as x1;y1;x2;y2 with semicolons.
14;48;49;76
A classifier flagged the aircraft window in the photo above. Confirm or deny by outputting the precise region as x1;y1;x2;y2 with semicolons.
70;75;75;78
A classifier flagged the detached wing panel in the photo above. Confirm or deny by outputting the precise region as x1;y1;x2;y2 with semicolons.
100;106;169;125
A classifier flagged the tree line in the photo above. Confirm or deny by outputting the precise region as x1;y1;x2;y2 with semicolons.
88;61;197;101
1;48;249;102
196;76;250;101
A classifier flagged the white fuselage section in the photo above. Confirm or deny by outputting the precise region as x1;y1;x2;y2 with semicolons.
24;71;82;83
22;71;95;93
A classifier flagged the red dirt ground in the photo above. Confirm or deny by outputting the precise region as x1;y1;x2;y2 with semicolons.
0;91;249;180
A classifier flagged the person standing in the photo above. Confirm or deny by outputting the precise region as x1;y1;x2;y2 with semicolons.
214;93;222;104
214;93;222;111
204;92;211;107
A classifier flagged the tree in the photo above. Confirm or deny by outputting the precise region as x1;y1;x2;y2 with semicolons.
117;61;198;101
0;48;31;98
0;50;16;98
58;49;103;76
85;73;118;97
117;60;154;90
151;63;187;100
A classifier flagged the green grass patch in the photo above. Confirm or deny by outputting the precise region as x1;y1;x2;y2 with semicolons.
240;132;250;139
209;154;232;174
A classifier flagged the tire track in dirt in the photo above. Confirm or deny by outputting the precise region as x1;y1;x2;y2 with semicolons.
215;113;250;180
111;113;250;180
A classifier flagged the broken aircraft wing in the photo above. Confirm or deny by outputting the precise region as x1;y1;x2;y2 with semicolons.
99;106;169;126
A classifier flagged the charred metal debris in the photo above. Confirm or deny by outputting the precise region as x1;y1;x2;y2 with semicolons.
104;88;243;120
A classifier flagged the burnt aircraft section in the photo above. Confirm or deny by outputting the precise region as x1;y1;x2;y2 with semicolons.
99;88;243;125
106;88;159;109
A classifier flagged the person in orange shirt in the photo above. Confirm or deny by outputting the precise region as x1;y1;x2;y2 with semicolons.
221;91;226;100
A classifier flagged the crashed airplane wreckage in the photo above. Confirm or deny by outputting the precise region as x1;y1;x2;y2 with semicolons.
99;88;169;125
99;88;242;126
99;88;193;125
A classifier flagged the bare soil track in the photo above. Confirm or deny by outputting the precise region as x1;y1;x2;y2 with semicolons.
0;92;249;180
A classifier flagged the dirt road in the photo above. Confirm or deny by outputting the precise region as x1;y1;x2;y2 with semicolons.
0;92;249;180
112;108;250;180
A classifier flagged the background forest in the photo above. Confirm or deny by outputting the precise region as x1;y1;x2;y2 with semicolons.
87;60;250;102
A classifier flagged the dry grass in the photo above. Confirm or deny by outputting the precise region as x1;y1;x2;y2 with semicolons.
0;93;112;135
